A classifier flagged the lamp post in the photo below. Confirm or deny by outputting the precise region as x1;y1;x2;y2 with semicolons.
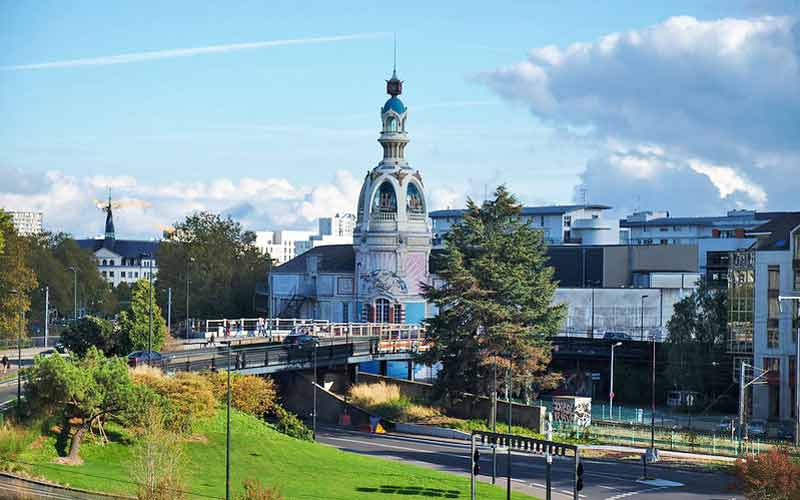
9;289;22;414
220;340;232;500
779;295;800;446
506;358;513;500
313;338;319;441
186;257;194;340
68;266;77;323
610;342;622;419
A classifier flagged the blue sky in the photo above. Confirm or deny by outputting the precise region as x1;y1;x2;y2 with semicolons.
1;1;797;238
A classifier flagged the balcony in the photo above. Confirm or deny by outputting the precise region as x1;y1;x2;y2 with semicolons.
371;211;397;222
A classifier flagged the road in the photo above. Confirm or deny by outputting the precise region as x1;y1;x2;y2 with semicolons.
0;378;19;407
317;426;741;500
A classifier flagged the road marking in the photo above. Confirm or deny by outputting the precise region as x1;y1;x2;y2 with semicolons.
604;486;671;499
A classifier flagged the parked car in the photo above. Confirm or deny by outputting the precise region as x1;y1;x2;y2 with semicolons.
603;331;632;341
747;419;767;438
127;350;164;368
767;421;794;441
37;349;68;359
54;342;68;354
282;334;319;349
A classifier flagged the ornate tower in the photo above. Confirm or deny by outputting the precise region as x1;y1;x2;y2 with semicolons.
353;70;431;324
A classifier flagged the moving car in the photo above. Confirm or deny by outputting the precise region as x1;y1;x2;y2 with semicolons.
747;419;767;438
127;350;164;368
603;331;632;341
282;334;319;349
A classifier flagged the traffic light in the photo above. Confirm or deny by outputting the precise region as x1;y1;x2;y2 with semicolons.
576;458;584;491
472;449;480;475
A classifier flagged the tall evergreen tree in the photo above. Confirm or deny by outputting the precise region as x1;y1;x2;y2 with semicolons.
421;186;565;402
118;279;167;353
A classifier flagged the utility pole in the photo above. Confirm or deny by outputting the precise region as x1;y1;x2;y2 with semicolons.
738;361;745;453
491;360;497;484
610;342;622;419
650;327;656;450
506;360;512;500
44;286;49;347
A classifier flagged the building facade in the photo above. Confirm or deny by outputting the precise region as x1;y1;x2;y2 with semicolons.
76;198;158;287
7;210;43;236
430;204;616;247
256;213;357;266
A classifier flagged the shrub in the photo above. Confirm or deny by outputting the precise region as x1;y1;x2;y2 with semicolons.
348;382;402;409
132;369;216;434
237;479;284;500
272;405;313;441
130;406;186;500
206;372;277;417
0;423;34;472
735;447;800;500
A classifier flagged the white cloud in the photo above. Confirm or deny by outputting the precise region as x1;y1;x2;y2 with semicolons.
0;166;361;239
1;33;387;71
479;15;800;214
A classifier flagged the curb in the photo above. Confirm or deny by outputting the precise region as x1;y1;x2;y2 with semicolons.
393;423;471;441
0;471;134;499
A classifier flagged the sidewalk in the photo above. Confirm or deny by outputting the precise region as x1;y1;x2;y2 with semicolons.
572;444;736;462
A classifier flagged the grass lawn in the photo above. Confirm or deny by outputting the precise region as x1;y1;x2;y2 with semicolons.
17;409;537;500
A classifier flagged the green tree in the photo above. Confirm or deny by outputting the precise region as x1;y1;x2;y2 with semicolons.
23;347;137;463
421;186;565;403
0;218;36;340
118;279;168;353
60;316;120;357
156;211;271;322
0;209;10;255
665;280;729;400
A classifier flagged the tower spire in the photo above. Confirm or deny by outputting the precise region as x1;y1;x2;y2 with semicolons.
393;33;397;79
104;189;115;242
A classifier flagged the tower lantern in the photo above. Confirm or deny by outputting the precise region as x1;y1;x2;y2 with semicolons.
387;70;403;96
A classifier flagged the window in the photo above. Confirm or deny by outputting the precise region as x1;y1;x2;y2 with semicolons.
101;271;107;277
109;259;115;266
795;269;800;291
563;215;572;228
768;297;780;319
767;328;779;348
660;239;668;245
342;303;349;322
109;271;115;277
794;233;800;259
375;298;391;323
765;357;780;384
386;116;398;132
406;183;425;214
373;182;397;213
102;259;107;266
768;266;780;290
659;227;668;232
120;271;126;278
134;272;139;278
394;304;403;324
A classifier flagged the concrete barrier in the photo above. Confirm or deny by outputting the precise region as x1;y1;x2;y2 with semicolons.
0;471;133;499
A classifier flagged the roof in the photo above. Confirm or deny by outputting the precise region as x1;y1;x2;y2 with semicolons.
620;211;794;228
382;96;406;114
429;204;612;219
272;244;355;274
76;238;159;258
749;213;800;251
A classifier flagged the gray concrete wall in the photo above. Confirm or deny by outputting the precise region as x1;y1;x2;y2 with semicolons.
277;371;376;428
359;373;546;433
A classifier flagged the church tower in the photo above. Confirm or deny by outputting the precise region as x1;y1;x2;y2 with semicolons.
353;69;431;325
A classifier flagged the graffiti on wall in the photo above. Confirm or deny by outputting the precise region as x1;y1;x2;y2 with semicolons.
552;396;592;428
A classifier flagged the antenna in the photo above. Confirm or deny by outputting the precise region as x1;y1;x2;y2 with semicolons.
393;33;398;76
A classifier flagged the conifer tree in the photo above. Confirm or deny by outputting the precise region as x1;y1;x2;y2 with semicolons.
118;279;168;353
421;186;565;402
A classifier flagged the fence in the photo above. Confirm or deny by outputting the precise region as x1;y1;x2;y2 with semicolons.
0;336;61;351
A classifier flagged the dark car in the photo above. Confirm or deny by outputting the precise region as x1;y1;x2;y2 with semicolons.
127;350;164;368
282;334;319;349
54;342;68;354
603;331;632;341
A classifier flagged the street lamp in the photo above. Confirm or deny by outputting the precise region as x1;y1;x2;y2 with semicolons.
9;289;22;415
141;253;154;358
779;295;800;446
186;257;195;340
220;340;232;500
67;266;78;323
312;337;319;441
609;341;622;419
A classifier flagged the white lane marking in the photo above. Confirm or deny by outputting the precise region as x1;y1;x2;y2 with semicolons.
598;485;618;490
604;486;671;499
636;479;683;487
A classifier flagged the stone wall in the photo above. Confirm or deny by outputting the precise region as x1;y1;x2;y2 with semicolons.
276;371;376;428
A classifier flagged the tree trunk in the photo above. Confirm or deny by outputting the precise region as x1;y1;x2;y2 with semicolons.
67;423;88;463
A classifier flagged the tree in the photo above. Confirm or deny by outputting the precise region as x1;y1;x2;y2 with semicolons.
156;211;271;323
665;280;729;400
0;218;36;340
23;347;136;464
130;406;187;500
60;316;120;357
421;186;565;403
118;279;168;353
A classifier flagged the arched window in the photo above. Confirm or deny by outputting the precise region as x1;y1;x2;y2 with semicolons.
375;298;391;323
373;182;397;213
386;116;398;132
407;183;425;214
102;259;107;266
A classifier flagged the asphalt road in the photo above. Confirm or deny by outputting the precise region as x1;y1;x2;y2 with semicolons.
0;378;19;407
317;426;741;500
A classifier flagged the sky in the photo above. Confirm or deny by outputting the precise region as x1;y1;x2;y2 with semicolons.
1;1;798;239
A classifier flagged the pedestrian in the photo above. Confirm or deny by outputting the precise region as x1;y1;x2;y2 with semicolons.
1;355;8;374
210;334;216;346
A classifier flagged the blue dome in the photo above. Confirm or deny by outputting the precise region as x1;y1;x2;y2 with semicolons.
382;96;406;114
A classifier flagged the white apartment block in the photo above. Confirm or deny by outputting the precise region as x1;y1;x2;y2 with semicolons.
7;210;43;236
256;214;357;265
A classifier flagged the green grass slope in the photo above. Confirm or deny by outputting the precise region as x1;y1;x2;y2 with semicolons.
18;410;536;499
